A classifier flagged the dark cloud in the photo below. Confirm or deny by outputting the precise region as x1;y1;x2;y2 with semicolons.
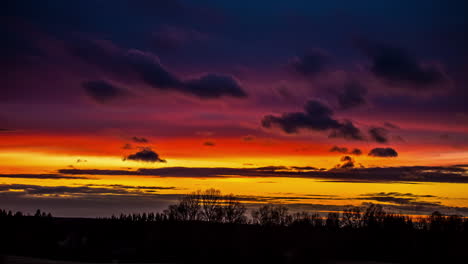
340;156;353;163
0;174;88;180
262;100;364;140
0;183;176;196
368;127;389;143
122;143;133;150
336;156;355;169
82;80;128;104
363;192;436;198
330;146;348;154
291;50;329;77
359;192;440;207
360;42;447;89
330;146;362;156
131;136;149;143
337;81;367;109
328;120;365;141
68;37;131;77
290;166;319;171
58;165;468;183
203;141;215;146
125;148;166;163
69;37;247;99
183;74;247;99
350;149;362;155
368;147;398;157
0;128;14;132
126;49;183;89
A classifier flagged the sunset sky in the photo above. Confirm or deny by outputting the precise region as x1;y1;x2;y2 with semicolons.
1;0;467;217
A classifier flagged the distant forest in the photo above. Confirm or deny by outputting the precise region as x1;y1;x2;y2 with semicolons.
1;189;467;263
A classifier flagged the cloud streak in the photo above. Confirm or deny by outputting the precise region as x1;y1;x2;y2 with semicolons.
0;174;89;179
58;165;468;183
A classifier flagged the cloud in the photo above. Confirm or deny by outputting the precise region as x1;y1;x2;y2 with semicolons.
124;148;166;163
360;42;447;90
59;165;468;183
0;174;88;179
122;143;133;150
125;49;183;89
203;141;215;146
131;136;149;143
359;192;440;207
69;37;247;99
330;146;362;156
368;127;389;143
183;74;247;99
368;147;398;157
82;80;129;104
330;146;348;154
328;120;364;141
291;50;329;77
336;156;356;169
262;100;364;140
0;183;176;196
57;165;468;183
0;128;14;132
362;192;436;198
337;81;367;109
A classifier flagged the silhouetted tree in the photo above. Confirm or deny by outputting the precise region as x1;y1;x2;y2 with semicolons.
199;188;224;222
363;204;386;229
164;192;201;221
223;194;247;224
252;204;291;226
326;212;340;230
342;207;362;229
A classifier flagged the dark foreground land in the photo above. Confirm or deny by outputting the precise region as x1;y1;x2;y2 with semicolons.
1;211;467;264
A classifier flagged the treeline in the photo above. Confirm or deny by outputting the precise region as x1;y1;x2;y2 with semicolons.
1;189;468;263
0;209;52;218
107;189;466;232
2;189;467;233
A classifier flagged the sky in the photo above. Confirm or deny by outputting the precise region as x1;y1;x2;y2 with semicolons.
1;0;468;217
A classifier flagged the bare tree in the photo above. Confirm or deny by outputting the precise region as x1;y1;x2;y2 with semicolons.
164;192;201;221
363;204;386;228
199;188;224;222
252;204;291;226
223;194;247;224
342;207;362;229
